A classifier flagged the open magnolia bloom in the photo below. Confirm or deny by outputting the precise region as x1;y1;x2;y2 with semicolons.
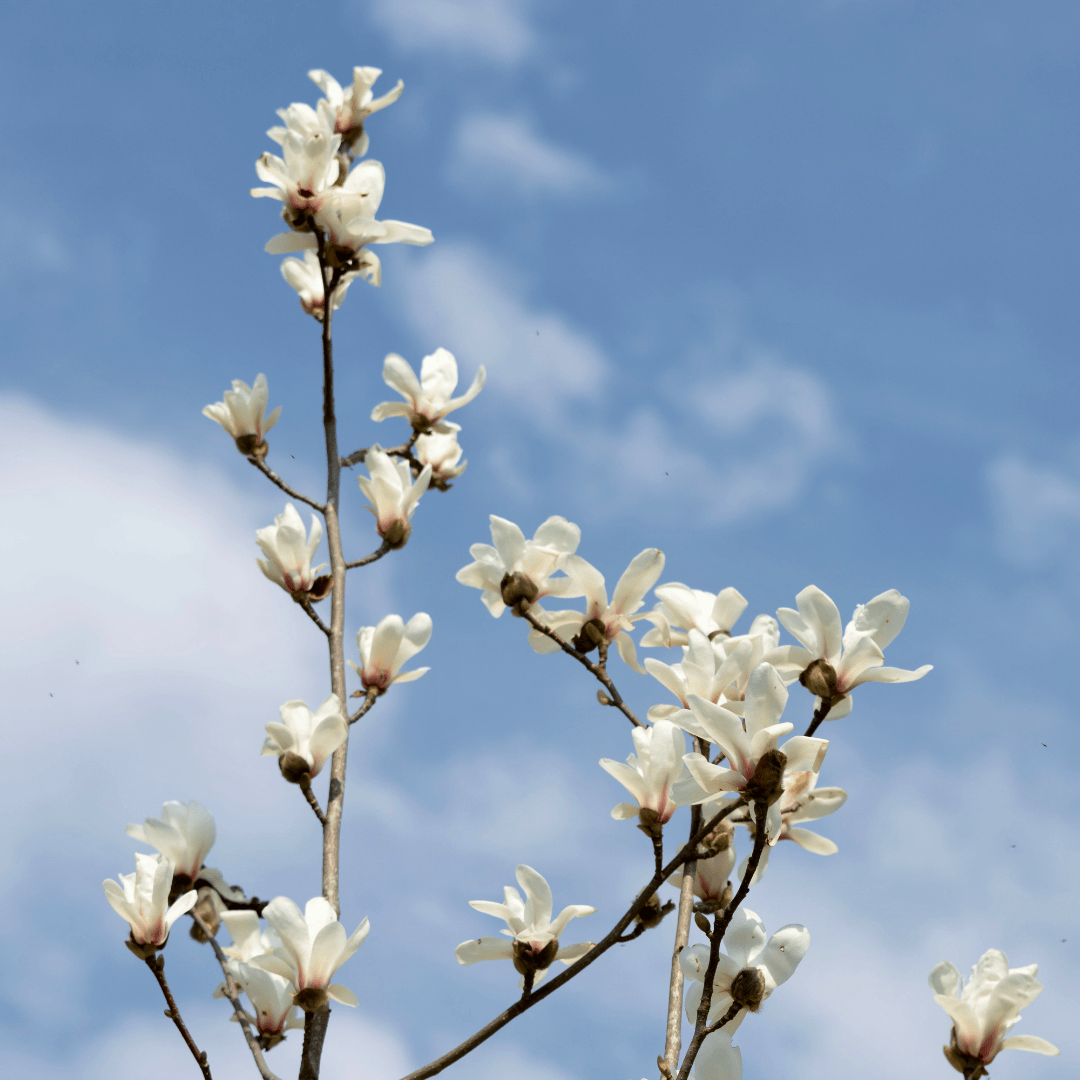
644;630;756;722
527;549;665;671
252;126;342;220
930;949;1058;1076
707;615;782;714
256;504;329;599
262;694;347;783
415;423;467;487
665;822;737;907
103;853;198;953
640;584;748;648
766;585;931;720
371;348;486;434
308;66;403;155
250;896;370;1011
126;800;216;885
671;664;829;842
202;374;281;456
349;612;432;693
357;446;432;547
456;514;584;617
600;719;686;835
281;250;376;316
455;865;595;989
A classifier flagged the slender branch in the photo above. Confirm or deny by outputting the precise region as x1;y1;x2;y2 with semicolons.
299;779;328;826
349;688;378;725
144;954;212;1080
665;802;701;1071
803;699;833;738
702;1001;741;1038
299;1009;330;1080
615;923;649;944
247;457;326;512
652;832;665;876
521;610;644;728
190;911;282;1080
297;598;331;637
396;801;745;1080
341;431;420;470
345;539;392;570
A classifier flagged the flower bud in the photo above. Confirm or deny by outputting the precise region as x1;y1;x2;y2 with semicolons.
501;571;539;614
512;938;559;976
294;986;330;1012
125;936;160;960
694;912;712;935
382;519;411;549
308;574;333;602
634;892;674;930
279;751;312;785
744;748;788;807
189;887;222;941
571;618;606;654
636;807;663;838
730;966;767;1012
702;820;735;854
235;434;269;458
799;658;838;700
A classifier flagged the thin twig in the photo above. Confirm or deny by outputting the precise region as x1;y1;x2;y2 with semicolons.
615;923;649;944
300;779;328;826
341;431;420;470
804;699;833;738
191;911;282;1080
349;688;378;725
396;800;745;1080
665;801;702;1071
144;953;213;1080
521;610;644;728
297;598;331;637
345;539;392;570
247;457;326;513
702;1001;741;1038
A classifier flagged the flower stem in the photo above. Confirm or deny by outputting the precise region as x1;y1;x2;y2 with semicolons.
145;954;213;1080
664;802;701;1071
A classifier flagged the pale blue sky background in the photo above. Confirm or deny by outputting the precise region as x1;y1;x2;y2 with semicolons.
1;2;1078;1078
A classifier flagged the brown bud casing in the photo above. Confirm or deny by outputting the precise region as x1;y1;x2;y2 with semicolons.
799;658;838;701
125;936;160;960
694;912;712;935
307;575;333;602
189;887;222;941
744;748;788;807
512;938;560;976
381;519;411;549
571;618;606;654
235;434;269;458
730;966;767;1012
279;751;312;785
635;807;663;838
294;987;330;1012
501;571;539;613
634;893;674;930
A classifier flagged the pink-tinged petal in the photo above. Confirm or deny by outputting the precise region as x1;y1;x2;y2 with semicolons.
327;984;359;1007
516;865;553;929
762;644;815;682
306;921;347;988
785;827;837;854
681;755;743;795
559;554;607;613
849;663;933;687
455;937;514;965
261;897;310;970
248;954;298;981
308;714;348;774
611;801;640;819
600;759;649;805
370;401;412;422
998;1035;1059;1055
797;585;843;662
685;695;748;756
835;633;885;690
644;657;690;706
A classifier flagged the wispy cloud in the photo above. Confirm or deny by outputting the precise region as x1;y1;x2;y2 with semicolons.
448;113;604;198
987;452;1080;565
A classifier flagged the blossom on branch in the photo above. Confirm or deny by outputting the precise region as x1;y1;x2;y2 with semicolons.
103;853;198;954
256;503;329;599
526;548;665;671
600;719;686;835
262;694;347;783
456;514;584;617
308;66;403;156
281;250;376;317
455;865;595;989
202;374;281;457
356;446;431;547
643;629;756;721
252;127;342;221
250;896;370;1012
349;612;432;694
930;949;1058;1077
767;585;931;720
371;348;486;434
416;423;467;487
666;821;737;907
126;800;216;884
640;584;748;648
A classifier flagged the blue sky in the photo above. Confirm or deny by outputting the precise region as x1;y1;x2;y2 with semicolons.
2;1;1078;1078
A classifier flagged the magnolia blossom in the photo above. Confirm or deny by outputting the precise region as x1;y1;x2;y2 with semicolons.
349;612;432;694
370;348;486;434
202;374;281;456
415;423;467;486
456;514;584;617
681;909;810;1080
527;549;665;671
930;949;1059;1076
250;896;369;1011
262;694;347;783
256;503;328;597
599;719;686;833
281;250;377;316
357;446;431;547
126;801;216;883
252;126;342;218
308;66;403;154
640;584;748;648
671;664;829;842
767;586;931;720
455;865;594;989
644;630;756;721
666;823;737;907
103;853;198;951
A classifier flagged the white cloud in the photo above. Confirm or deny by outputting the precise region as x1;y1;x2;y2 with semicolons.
368;0;535;65
987;453;1080;565
449;113;604;198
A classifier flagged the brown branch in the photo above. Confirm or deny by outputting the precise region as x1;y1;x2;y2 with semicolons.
247;457;326;513
396;800;745;1080
345;539;392;570
521;610;644;728
665;801;702;1071
144;953;212;1080
299;1009;330;1080
299;779;328;826
297;597;331;638
349;688;378;724
190;911;281;1080
803;699;833;738
341;431;420;470
702;1001;742;1038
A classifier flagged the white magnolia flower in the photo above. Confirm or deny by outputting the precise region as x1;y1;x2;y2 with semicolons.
666;825;737;906
599;719;686;832
262;694;347;783
349;612;432;693
416;423;467;486
644;630;756;721
220;910;278;964
767;586;932;720
456;514;584;617
930;949;1059;1076
357;446;431;547
250;896;370;1011
308;66;403;155
527;549;665;671
252;127;342;218
266;98;335;146
281;250;377;316
126;800;216;883
640;584;748;648
202;374;281;455
681;909;809;1079
671;664;829;842
455;865;595;989
708;615;782;713
256;503;328;597
371;348;485;434
103;853;198;950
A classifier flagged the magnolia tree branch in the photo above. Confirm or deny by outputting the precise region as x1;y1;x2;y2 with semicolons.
345;539;392;570
247;456;326;513
803;699;833;738
145;953;213;1080
340;431;420;470
521;610;644;728
349;688;378;725
191;911;282;1080
299;778;328;826
297;598;331;637
397;801;745;1080
665;802;702;1071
